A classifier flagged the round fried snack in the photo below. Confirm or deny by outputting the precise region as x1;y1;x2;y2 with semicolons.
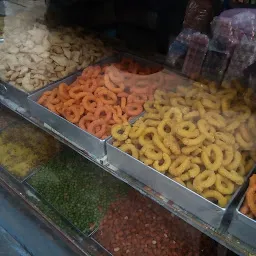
215;174;234;195
119;144;139;159
111;124;131;141
193;170;216;193
202;189;228;207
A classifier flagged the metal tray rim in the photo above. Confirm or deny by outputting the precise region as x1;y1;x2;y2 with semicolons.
107;138;253;211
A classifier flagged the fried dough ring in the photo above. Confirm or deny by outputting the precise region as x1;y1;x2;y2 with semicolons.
141;144;162;161
215;174;234;195
94;107;112;122
144;119;161;127
157;119;173;138
163;107;183;123
140;155;154;166
120;144;139;159
87;119;106;138
183;111;200;121
153;153;171;173
182;145;201;155
163;134;181;155
197;119;215;142
202;189;228;207
138;127;157;146
226;151;242;171
153;134;170;154
98;89;117;105
201;144;223;171
168;155;190;177
125;103;143;116
63;105;81;123
235;132;253;150
78;115;96;130
104;74;124;93
111;124;131;141
175;121;199;139
182;134;206;146
144;101;158;114
204;112;226;128
129;122;145;139
193;170;216;193
218;167;244;185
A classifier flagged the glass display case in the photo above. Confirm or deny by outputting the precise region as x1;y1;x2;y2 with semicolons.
0;1;256;256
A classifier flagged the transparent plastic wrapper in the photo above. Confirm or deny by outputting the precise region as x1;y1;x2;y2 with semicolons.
182;33;209;80
201;44;231;83
223;36;256;84
183;0;214;32
166;28;195;69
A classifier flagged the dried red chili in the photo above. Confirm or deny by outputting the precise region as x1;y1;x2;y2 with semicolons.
94;191;219;256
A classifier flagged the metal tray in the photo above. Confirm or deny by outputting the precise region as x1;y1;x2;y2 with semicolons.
106;138;254;229
228;197;256;249
27;73;110;159
0;79;29;109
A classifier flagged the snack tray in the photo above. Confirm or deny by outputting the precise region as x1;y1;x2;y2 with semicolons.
0;79;29;109
228;195;256;249
107;138;254;229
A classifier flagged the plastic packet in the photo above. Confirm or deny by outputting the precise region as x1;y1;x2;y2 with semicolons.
223;36;256;84
182;33;209;79
183;0;214;32
166;28;195;69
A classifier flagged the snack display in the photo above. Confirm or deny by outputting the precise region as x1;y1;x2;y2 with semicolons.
0;122;61;179
111;81;256;207
94;190;219;256
28;148;130;234
240;174;256;220
36;58;163;139
0;16;110;92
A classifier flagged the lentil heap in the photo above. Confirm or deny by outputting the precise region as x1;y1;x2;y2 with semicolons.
28;149;130;234
94;191;219;256
0;122;61;178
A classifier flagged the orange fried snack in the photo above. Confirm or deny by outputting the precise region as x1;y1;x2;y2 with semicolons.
37;60;164;139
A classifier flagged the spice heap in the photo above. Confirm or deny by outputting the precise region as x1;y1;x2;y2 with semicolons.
37;58;163;139
111;81;256;207
240;174;256;220
0;14;110;92
94;191;219;256
28;149;130;234
0;122;60;178
0;107;21;130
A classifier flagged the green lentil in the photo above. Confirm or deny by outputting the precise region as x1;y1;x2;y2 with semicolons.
28;149;130;234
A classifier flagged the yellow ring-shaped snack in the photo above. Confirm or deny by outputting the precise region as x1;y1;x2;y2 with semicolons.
204;111;226;128
215;174;234;195
233;105;251;122
222;145;234;166
181;145;201;155
202;189;228;207
111;124;131;141
201;144;223;171
183;111;200;121
154;89;169;104
188;164;200;178
138;127;157;146
153;153;171;173
215;132;235;146
168;155;190;177
143;113;161;120
175;121;200;139
153;134;170;154
139;155;154;166
218;167;244;185
159;106;171;118
157;119;174;138
235;132;253;150
144;101;158;114
193;170;216;193
193;100;206;118
163;134;181;155
144;119;161;127
186;180;196;192
226;150;242;171
180;173;190;181
201;98;220;110
239;123;252;142
225;119;241;132
119;144;139;159
141;144;162;161
170;97;186;107
197;119;215;142
182;134;206;146
237;163;245;176
129;123;145;139
191;148;202;157
163;107;183;123
154;101;166;111
191;157;203;165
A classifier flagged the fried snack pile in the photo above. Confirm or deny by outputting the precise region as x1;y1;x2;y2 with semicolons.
37;59;163;139
111;82;256;207
240;174;256;220
0;15;109;92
